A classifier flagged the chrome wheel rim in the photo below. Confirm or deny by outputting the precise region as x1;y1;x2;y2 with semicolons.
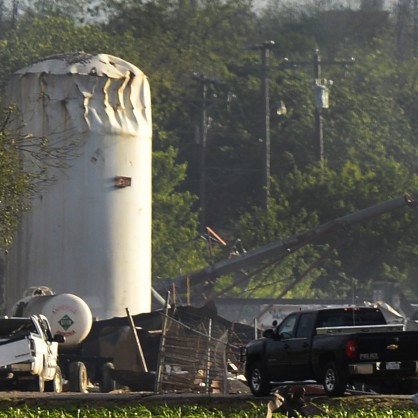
251;368;261;392
324;368;336;392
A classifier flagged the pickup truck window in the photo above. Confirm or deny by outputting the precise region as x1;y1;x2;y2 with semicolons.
0;318;37;338
277;314;297;338
316;308;386;328
39;317;53;341
296;312;315;338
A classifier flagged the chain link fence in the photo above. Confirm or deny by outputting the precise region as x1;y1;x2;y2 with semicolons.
155;306;245;394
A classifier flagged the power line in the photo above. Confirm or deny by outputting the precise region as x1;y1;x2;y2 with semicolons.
231;45;354;208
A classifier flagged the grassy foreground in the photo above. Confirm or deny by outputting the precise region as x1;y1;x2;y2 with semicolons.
1;402;418;418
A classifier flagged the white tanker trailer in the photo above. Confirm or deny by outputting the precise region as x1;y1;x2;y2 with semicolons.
12;287;93;392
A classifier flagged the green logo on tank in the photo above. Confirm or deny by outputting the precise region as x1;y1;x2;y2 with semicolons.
58;314;74;330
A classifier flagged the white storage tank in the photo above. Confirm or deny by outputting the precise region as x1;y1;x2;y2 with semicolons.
4;53;152;319
12;287;93;347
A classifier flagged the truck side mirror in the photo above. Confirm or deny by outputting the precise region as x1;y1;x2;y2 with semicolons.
53;334;65;343
262;328;276;339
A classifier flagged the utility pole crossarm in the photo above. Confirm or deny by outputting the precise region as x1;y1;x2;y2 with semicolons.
275;50;355;166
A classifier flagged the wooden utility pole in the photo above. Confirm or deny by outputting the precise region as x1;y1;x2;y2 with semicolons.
193;73;223;231
195;73;209;232
313;50;325;167
250;41;275;211
414;0;418;57
261;42;275;211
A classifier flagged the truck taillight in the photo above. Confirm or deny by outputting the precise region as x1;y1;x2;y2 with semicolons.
29;339;35;355
345;339;358;359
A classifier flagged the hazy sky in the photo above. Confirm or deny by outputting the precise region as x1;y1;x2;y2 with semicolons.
255;0;399;10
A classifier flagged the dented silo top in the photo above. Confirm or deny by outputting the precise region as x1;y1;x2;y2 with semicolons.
9;52;152;137
15;52;142;77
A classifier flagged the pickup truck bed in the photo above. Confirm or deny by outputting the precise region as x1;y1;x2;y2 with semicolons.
315;323;405;335
0;338;33;367
242;306;418;397
0;315;64;392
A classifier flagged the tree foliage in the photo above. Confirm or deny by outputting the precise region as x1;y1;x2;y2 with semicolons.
152;147;207;280
0;0;418;303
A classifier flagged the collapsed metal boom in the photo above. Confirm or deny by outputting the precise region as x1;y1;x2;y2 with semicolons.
164;193;416;293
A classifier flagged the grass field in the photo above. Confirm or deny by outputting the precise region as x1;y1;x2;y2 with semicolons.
0;395;417;417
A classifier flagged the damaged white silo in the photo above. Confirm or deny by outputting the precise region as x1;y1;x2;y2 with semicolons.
5;52;152;319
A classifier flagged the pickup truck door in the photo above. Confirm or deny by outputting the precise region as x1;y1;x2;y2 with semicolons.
285;312;315;380
265;312;315;382
34;316;59;380
265;313;298;381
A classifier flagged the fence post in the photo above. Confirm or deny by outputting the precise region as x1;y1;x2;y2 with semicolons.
126;307;148;373
223;337;228;394
205;318;212;394
154;291;171;393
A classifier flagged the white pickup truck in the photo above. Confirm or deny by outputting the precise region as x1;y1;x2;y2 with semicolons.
0;314;64;392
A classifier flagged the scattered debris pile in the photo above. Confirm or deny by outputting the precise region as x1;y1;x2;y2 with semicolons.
79;302;253;393
266;386;327;418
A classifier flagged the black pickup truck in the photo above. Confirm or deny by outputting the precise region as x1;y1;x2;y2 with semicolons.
241;306;418;397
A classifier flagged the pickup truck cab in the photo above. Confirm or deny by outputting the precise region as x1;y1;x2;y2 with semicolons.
242;306;418;397
0;315;64;391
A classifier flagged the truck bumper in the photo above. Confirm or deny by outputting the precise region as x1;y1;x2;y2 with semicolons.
9;363;34;373
0;362;35;375
349;361;418;376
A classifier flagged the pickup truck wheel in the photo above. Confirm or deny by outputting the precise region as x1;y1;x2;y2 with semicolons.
248;362;271;397
69;361;88;393
323;362;347;397
30;374;45;392
45;366;63;393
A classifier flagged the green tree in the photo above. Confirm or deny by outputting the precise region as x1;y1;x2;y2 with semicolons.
0;105;81;250
226;160;418;301
0;16;120;91
152;147;208;281
0;108;31;249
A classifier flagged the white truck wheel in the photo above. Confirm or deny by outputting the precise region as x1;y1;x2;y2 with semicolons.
30;374;45;392
69;361;88;393
45;366;63;393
